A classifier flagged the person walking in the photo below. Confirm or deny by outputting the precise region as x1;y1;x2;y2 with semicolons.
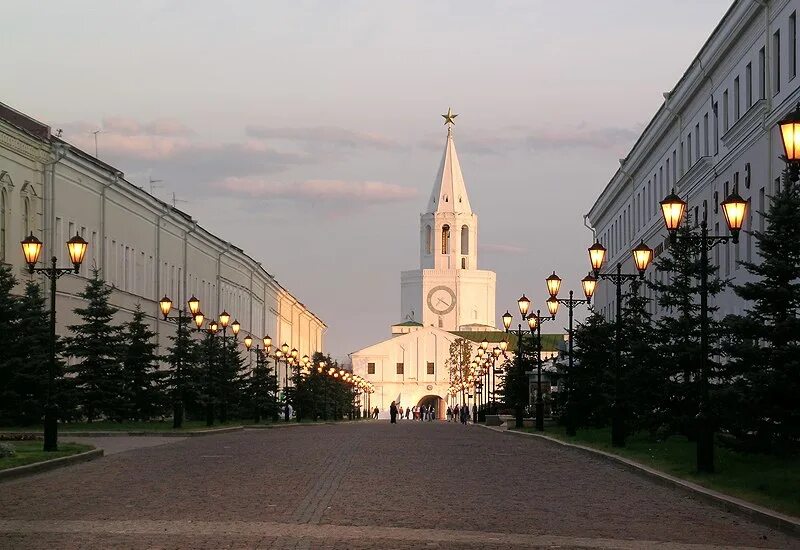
390;401;398;424
398;405;404;420
373;406;379;419
405;407;410;420
429;404;435;421
446;406;452;422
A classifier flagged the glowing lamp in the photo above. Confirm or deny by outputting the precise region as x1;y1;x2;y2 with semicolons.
159;295;172;319
546;271;562;298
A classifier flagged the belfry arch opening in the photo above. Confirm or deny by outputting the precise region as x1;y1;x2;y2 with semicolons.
441;224;450;254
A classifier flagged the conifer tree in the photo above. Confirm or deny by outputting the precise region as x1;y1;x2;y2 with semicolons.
649;212;727;438
2;281;55;426
0;265;20;425
618;280;661;435
63;269;124;422
570;311;615;428
120;304;164;421
725;168;800;452
165;315;200;426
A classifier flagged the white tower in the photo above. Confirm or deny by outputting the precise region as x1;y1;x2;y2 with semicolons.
400;109;496;330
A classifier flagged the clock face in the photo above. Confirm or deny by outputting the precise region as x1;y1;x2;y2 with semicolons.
427;285;456;315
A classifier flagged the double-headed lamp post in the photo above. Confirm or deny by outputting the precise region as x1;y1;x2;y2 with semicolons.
659;186;746;473
587;237;653;447
502;295;554;429
21;232;88;452
243;334;272;423
528;303;557;432
158;294;203;429
545;272;595;436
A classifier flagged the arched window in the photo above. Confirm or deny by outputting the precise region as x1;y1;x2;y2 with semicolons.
0;189;5;261
461;225;469;255
441;224;450;254
425;225;432;255
22;196;30;237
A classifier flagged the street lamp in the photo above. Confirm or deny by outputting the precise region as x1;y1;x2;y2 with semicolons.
778;102;800;181
20;232;88;452
527;308;556;431
587;237;653;447
158;294;200;428
658;187;747;473
547;271;593;436
504;296;554;429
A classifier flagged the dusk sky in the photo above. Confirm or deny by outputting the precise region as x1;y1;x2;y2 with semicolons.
3;1;731;360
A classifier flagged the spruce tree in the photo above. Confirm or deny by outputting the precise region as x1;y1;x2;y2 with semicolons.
570;311;615;428
120;304;164;421
3;281;55;426
618;280;661;435
63;269;124;422
0;265;20;425
649;213;727;438
725;168;800;452
165;315;200;426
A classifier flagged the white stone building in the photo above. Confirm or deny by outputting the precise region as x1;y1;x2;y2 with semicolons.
352;115;560;418
0;102;325;389
587;0;800;321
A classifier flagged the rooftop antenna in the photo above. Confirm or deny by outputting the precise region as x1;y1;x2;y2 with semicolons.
91;129;102;158
148;177;164;195
171;192;188;208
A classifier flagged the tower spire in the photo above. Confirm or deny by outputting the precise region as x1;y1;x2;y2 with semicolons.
427;108;471;214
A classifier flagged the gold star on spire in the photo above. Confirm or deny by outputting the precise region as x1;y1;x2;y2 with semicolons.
441;107;458;127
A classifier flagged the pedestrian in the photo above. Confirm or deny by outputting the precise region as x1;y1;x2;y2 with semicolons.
389;401;398;424
446;406;452;422
472;404;477;423
461;405;468;424
373;406;379;419
405;407;410;420
453;404;459;422
398;405;404;420
429;404;435;421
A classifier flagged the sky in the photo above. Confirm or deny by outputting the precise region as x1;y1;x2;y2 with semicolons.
2;0;732;360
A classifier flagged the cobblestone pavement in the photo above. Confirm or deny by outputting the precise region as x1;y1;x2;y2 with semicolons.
0;422;796;549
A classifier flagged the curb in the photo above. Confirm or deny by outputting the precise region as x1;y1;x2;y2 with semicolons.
0;449;104;483
244;420;373;429
0;426;244;438
481;425;800;537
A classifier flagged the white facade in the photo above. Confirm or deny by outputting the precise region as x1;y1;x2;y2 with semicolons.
587;0;800;321
0;102;325;389
400;126;496;330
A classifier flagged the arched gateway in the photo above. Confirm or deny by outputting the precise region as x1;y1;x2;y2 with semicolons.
417;394;445;420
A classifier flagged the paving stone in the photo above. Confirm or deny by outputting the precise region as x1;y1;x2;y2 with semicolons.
0;422;796;549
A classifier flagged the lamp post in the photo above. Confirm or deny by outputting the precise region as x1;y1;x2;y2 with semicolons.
545;272;594;436
587;238;653;447
659;187;746;473
778;102;800;183
502;295;553;429
158;294;202;429
20;232;88;452
243;334;272;424
528;307;556;431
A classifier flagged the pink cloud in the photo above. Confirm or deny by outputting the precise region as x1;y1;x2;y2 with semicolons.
220;177;418;204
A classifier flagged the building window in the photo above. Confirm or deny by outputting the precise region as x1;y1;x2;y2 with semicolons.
759;47;766;99
759;187;765;232
733;77;740;121
461;257;466;269
425;225;432;255
427;362;434;375
722;90;729;132
0;189;6;261
672;150;677;181
687;134;692;167
791;12;797;79
396;363;404;375
367;362;375;374
746;62;753;108
22;196;30;237
460;225;469;255
713;102;719;154
441;225;450;254
695;123;700;160
774;30;781;95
